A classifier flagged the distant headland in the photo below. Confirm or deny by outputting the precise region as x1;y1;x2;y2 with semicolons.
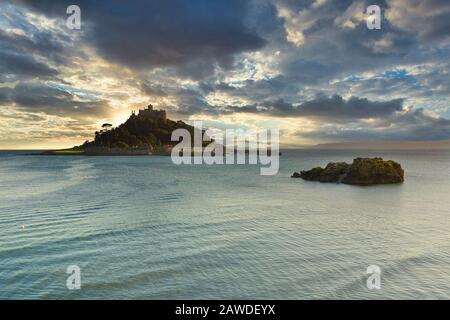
43;104;206;156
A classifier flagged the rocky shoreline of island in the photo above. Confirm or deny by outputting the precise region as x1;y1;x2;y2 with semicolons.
40;147;154;156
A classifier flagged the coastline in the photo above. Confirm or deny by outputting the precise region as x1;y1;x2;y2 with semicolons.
33;146;281;157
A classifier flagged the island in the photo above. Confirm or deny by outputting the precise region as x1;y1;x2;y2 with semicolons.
291;157;404;185
43;104;207;156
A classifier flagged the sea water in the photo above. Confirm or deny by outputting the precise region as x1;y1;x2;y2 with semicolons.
0;149;449;299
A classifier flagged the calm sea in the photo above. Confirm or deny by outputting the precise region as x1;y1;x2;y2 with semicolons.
0;149;449;299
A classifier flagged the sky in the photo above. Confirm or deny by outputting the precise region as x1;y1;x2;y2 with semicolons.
0;0;449;149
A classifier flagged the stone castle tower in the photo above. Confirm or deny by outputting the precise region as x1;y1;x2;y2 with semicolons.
134;104;166;120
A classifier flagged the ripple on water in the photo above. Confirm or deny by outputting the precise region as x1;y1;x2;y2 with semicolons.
1;151;450;299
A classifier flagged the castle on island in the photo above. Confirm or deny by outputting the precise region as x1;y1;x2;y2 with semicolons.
131;104;166;121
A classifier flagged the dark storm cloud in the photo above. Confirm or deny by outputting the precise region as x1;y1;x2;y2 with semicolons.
140;83;167;97
199;82;237;94
201;76;293;100
172;88;222;117
386;0;450;42
227;95;404;121
0;26;59;81
0;5;78;82
0;26;69;64
0;83;112;119
17;0;267;79
0;87;13;104
0;50;58;82
297;108;450;141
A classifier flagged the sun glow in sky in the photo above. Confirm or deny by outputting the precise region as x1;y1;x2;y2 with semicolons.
1;0;450;149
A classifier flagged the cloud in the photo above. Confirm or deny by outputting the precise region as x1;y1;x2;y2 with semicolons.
0;25;69;64
2;0;450;147
139;82;167;97
17;0;267;79
386;0;450;42
0;4;80;82
333;0;366;29
0;82;113;120
297;107;450;141
0;107;98;148
226;94;404;121
0;49;58;82
0;27;61;81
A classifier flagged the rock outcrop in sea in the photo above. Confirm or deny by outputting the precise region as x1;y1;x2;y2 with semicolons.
291;157;404;185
